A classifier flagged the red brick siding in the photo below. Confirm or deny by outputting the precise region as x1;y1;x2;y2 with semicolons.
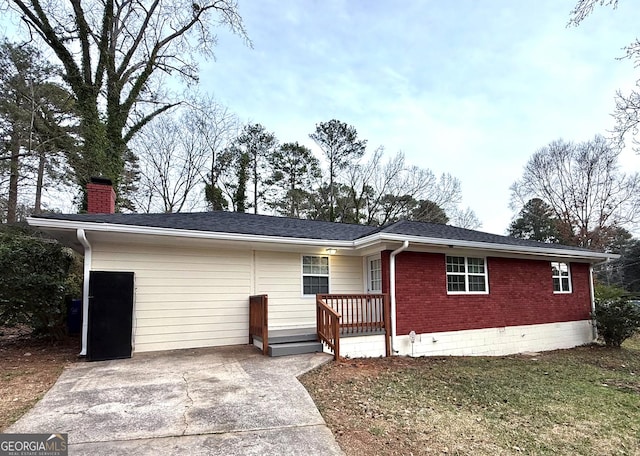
391;251;591;335
87;183;116;214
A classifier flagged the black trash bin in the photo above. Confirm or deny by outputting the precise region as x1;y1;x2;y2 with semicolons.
67;299;82;335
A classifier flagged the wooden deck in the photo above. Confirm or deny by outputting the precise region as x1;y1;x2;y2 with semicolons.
249;294;391;360
250;294;391;361
316;294;391;360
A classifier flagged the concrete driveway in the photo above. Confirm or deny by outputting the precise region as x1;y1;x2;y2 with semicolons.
8;346;344;455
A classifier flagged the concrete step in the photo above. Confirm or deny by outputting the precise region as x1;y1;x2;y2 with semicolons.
268;341;323;357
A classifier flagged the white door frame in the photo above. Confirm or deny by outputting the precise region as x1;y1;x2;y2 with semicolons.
365;254;382;294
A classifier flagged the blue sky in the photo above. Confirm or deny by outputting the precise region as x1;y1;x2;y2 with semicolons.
200;0;640;234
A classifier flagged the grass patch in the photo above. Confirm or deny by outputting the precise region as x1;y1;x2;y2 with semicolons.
0;330;80;431
301;334;640;455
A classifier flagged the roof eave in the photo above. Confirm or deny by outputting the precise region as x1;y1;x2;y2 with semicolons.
28;217;620;262
26;217;355;248
355;232;619;262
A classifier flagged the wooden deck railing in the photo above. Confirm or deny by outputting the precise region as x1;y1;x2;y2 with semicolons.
316;297;341;361
316;294;391;358
249;294;268;355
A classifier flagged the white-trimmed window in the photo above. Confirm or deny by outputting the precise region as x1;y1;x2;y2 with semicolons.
551;262;571;293
368;257;382;293
446;256;488;293
302;255;329;295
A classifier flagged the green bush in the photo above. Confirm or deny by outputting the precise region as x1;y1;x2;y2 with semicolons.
593;287;640;347
594;284;629;301
0;225;80;340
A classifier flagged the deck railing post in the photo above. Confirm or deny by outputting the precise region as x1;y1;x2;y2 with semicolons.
333;314;340;361
249;294;269;356
316;294;341;361
262;295;268;356
383;293;391;357
317;293;392;358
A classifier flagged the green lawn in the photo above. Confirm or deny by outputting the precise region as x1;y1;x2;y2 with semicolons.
301;335;640;455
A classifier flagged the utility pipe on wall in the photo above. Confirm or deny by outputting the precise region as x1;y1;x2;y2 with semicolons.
389;240;409;354
76;229;91;356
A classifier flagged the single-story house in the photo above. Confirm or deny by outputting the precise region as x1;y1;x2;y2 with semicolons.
28;179;616;360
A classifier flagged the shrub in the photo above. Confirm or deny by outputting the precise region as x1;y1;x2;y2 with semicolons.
0;225;80;340
594;284;629;301
593;289;640;347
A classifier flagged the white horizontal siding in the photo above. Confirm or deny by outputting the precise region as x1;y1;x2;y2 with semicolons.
254;251;307;328
90;241;367;352
137;333;248;353
255;252;364;328
331;255;364;294
136;307;246;318
135;321;248;336
91;242;252;353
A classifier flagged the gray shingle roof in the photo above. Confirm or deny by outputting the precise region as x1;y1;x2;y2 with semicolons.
33;210;597;254
378;220;592;252
34;211;378;241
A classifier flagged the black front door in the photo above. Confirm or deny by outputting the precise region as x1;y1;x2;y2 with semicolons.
87;271;134;361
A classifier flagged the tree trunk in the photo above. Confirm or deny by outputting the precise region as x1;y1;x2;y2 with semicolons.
235;152;248;213
253;155;258;214
329;161;335;222
7;129;21;223
73;99;109;209
33;150;46;214
290;181;295;218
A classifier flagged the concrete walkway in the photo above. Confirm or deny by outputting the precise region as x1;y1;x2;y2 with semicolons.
8;346;343;455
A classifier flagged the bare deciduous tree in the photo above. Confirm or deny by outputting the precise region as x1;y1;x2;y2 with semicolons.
186;94;240;211
332;149;478;227
569;0;640;151
131;113;208;213
5;0;248;205
128;95;239;213
511;135;640;249
568;0;618;25
363;151;471;226
363;151;431;225
449;207;482;230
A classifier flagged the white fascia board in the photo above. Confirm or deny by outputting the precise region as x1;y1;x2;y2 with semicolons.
27;217;354;249
354;232;618;262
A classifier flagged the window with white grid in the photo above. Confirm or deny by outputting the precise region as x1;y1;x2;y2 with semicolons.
551;262;571;293
446;256;488;294
302;255;329;295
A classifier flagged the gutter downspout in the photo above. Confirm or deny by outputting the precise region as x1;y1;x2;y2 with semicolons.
389;240;409;354
77;229;91;356
589;264;597;342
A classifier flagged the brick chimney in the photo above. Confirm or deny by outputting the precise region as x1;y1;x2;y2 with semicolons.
87;177;116;214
